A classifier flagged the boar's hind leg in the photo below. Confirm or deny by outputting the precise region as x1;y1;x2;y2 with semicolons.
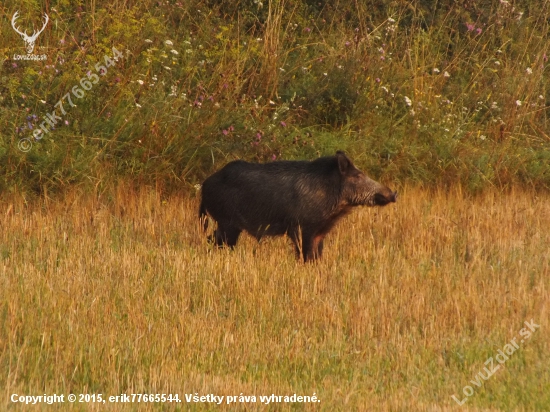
213;223;241;248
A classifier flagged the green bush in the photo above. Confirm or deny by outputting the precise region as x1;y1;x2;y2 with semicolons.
1;0;549;195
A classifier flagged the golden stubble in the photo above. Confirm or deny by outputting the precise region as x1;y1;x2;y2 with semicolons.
0;185;548;411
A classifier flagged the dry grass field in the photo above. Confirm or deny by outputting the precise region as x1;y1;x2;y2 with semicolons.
1;186;548;411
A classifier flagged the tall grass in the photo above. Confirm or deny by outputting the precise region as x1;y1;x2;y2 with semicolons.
1;186;548;410
1;0;549;194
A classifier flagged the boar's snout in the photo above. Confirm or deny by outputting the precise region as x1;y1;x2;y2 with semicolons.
374;189;398;206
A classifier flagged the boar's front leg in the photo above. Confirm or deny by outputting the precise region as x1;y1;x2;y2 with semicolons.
316;238;324;257
289;227;325;262
304;233;326;262
301;231;326;262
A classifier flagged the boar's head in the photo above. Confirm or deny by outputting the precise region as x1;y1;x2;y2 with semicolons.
337;151;397;207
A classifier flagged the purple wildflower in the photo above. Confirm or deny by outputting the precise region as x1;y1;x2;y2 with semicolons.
466;23;475;31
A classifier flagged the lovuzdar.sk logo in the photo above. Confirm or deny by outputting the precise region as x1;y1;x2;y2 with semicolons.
11;11;49;61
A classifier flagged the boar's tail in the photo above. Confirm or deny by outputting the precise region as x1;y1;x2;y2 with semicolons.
199;200;208;231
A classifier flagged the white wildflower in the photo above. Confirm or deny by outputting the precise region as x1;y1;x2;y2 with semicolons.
171;49;179;55
145;39;153;43
526;67;532;74
515;100;522;106
137;80;144;85
433;68;440;73
443;71;450;78
404;96;412;106
165;40;173;46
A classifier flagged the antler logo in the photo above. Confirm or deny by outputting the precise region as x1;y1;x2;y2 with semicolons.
11;11;49;54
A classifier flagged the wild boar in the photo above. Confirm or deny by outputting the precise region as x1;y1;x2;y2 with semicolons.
199;151;396;261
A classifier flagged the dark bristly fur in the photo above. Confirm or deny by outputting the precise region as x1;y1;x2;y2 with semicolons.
199;151;397;262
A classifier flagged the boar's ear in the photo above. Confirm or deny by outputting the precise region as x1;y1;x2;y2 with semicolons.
336;151;352;175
